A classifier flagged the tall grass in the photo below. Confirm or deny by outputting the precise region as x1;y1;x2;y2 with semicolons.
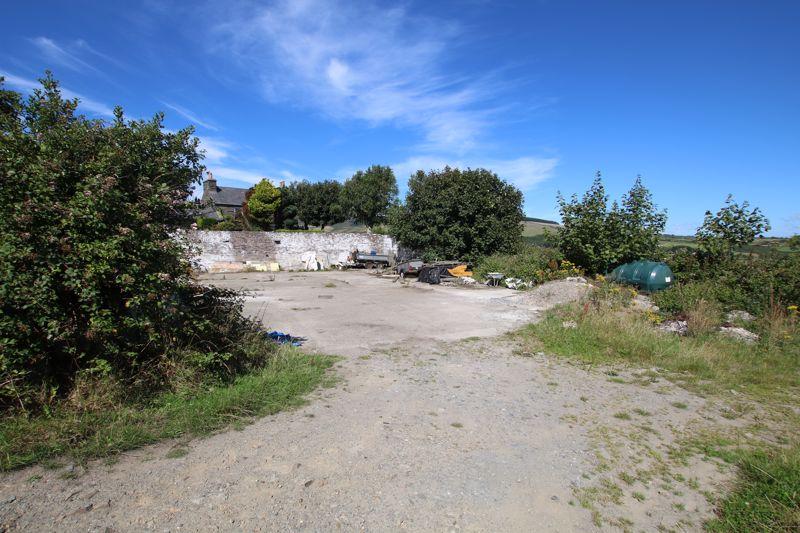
0;350;335;470
706;445;800;532
520;306;799;399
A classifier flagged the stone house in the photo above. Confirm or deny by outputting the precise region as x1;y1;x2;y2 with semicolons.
199;172;250;219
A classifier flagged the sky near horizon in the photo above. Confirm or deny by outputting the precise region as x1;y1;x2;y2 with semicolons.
1;1;798;235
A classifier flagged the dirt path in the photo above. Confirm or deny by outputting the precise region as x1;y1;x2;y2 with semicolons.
0;272;741;531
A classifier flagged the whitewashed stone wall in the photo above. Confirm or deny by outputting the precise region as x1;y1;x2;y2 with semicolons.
187;230;397;272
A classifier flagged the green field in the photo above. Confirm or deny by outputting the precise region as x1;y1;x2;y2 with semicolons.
522;218;560;237
660;234;797;255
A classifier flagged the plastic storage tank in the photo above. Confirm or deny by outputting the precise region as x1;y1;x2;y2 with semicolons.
608;261;674;292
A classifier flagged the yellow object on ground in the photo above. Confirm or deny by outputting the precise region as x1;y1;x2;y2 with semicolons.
448;264;473;277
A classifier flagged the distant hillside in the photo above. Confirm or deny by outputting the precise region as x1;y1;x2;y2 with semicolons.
328;217;563;238
523;216;559;225
522;219;560;237
660;234;797;255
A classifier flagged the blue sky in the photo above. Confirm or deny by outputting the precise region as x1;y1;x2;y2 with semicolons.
2;1;798;235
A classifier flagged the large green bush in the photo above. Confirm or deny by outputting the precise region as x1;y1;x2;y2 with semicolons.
390;166;523;262
0;74;266;409
657;253;800;315
551;173;666;274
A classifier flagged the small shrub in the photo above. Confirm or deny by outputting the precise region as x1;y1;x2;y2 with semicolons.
195;216;220;229
653;281;721;316
474;246;582;284
587;282;636;310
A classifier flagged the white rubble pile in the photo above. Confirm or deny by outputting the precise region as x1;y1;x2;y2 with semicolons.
658;320;688;335
519;278;593;311
725;310;755;322
718;326;759;344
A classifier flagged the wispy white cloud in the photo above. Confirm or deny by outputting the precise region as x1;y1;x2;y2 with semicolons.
196;136;298;185
196;136;233;164
212;0;509;153
163;102;218;131
72;39;129;70
391;155;558;193
211;166;266;185
0;70;115;117
29;37;99;73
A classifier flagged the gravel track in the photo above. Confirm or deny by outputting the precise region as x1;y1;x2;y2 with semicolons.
0;272;740;531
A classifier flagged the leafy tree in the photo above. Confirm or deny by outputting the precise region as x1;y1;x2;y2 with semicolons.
275;182;300;229
341;165;398;228
617;175;668;263
0;74;260;409
788;235;800;249
696;195;771;262
389;166;523;261
552;173;666;273
294;179;345;228
244;179;281;229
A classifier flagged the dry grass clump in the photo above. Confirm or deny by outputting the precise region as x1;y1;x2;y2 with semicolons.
685;298;721;337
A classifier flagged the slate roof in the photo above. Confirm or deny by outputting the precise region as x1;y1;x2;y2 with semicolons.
203;184;249;207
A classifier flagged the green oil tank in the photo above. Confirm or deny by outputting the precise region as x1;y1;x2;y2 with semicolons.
608;261;674;292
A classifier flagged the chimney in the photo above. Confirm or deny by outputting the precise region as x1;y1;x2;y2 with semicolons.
203;171;217;195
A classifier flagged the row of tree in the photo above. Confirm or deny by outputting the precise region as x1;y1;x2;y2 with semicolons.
237;162;774;275
241;166;525;262
244;165;398;230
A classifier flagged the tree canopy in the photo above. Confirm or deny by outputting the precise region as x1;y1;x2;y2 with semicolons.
296;179;345;228
341;165;398;228
696;195;771;262
552;173;667;273
389;167;523;261
244;179;281;229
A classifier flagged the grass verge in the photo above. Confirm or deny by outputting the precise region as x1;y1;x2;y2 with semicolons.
0;350;336;471
518;306;800;400
706;445;800;531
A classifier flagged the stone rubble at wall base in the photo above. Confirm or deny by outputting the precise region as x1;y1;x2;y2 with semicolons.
185;230;398;272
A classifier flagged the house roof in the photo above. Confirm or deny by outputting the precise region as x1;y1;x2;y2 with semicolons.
204;184;249;207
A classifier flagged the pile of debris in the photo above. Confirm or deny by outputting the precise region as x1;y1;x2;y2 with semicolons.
518;277;593;310
656;310;760;344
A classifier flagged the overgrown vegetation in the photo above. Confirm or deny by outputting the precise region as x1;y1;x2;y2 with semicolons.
0;75;335;466
473;245;582;285
389;166;523;262
521;297;799;399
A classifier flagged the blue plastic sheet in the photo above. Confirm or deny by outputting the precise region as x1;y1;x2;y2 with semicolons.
266;330;305;347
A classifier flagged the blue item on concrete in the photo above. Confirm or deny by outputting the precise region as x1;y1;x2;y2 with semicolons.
266;330;305;347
